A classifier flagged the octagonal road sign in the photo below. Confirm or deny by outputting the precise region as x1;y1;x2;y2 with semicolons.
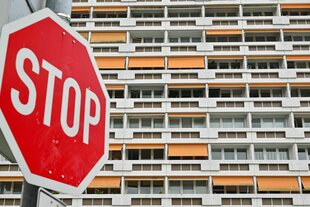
0;8;110;195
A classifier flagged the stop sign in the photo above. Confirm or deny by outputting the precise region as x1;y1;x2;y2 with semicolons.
0;9;110;195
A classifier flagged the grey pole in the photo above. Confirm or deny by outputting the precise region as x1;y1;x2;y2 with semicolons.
21;179;40;207
46;0;72;23
20;1;72;207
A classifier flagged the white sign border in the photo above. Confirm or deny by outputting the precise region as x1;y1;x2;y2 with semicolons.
0;8;110;196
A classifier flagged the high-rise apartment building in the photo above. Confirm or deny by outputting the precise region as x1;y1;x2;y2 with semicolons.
1;0;310;206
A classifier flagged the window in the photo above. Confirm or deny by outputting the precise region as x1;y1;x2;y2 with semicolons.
210;117;245;128
266;149;277;160
255;149;264;160
237;149;247;160
169;180;207;194
252;117;286;128
129;89;164;99
294;117;310;128
110;118;123;128
291;88;310;97
168;89;205;98
298;148;308;160
224;149;235;160
212;149;222;160
212;148;248;160
255;148;290;160
250;89;283;97
127;180;164;194
129;118;164;128
169;117;205;128
108;90;124;99
127;149;164;160
209;89;244;98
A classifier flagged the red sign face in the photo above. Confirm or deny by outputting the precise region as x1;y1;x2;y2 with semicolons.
0;9;110;195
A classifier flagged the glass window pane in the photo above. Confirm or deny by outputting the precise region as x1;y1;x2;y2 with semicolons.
298;149;307;160
169;181;181;194
275;118;285;128
128;150;139;160
130;90;140;98
142;90;152;98
153;181;164;194
127;181;138;194
252;118;261;128
262;118;273;128
304;118;310;128
154;149;164;160
210;118;220;128
255;149;264;160
141;149;151;160
183;181;194;194
222;118;233;128
181;90;191;98
195;181;207;194
279;149;289;160
194;118;205;128
235;118;245;128
169;90;179;98
154;119;164;128
266;149;277;160
170;118;180;128
182;118;192;128
113;118;123;128
237;149;247;160
224;149;235;160
154;90;163;98
212;149;222;160
129;119;139;128
140;181;151;194
141;118;152;128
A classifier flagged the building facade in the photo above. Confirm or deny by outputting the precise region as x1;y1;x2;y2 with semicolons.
2;0;310;206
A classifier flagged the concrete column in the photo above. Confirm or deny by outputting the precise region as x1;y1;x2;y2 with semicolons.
164;6;168;18
253;176;257;194
247;112;252;128
280;29;284;42
124;84;129;99
202;30;206;43
206;112;210;129
283;55;288;69
201;5;205;17
164;30;169;44
123;113;128;129
298;176;302;194
286;83;291;98
288;112;294;128
249;144;255;161
127;6;130;18
164;176;169;194
121;176;125;194
239;5;243;17
245;83;250;98
208;176;212;194
126;31;130;44
291;143;298;160
122;144;126;161
205;84;209;98
243;55;247;69
276;3;281;16
165;112;169;129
